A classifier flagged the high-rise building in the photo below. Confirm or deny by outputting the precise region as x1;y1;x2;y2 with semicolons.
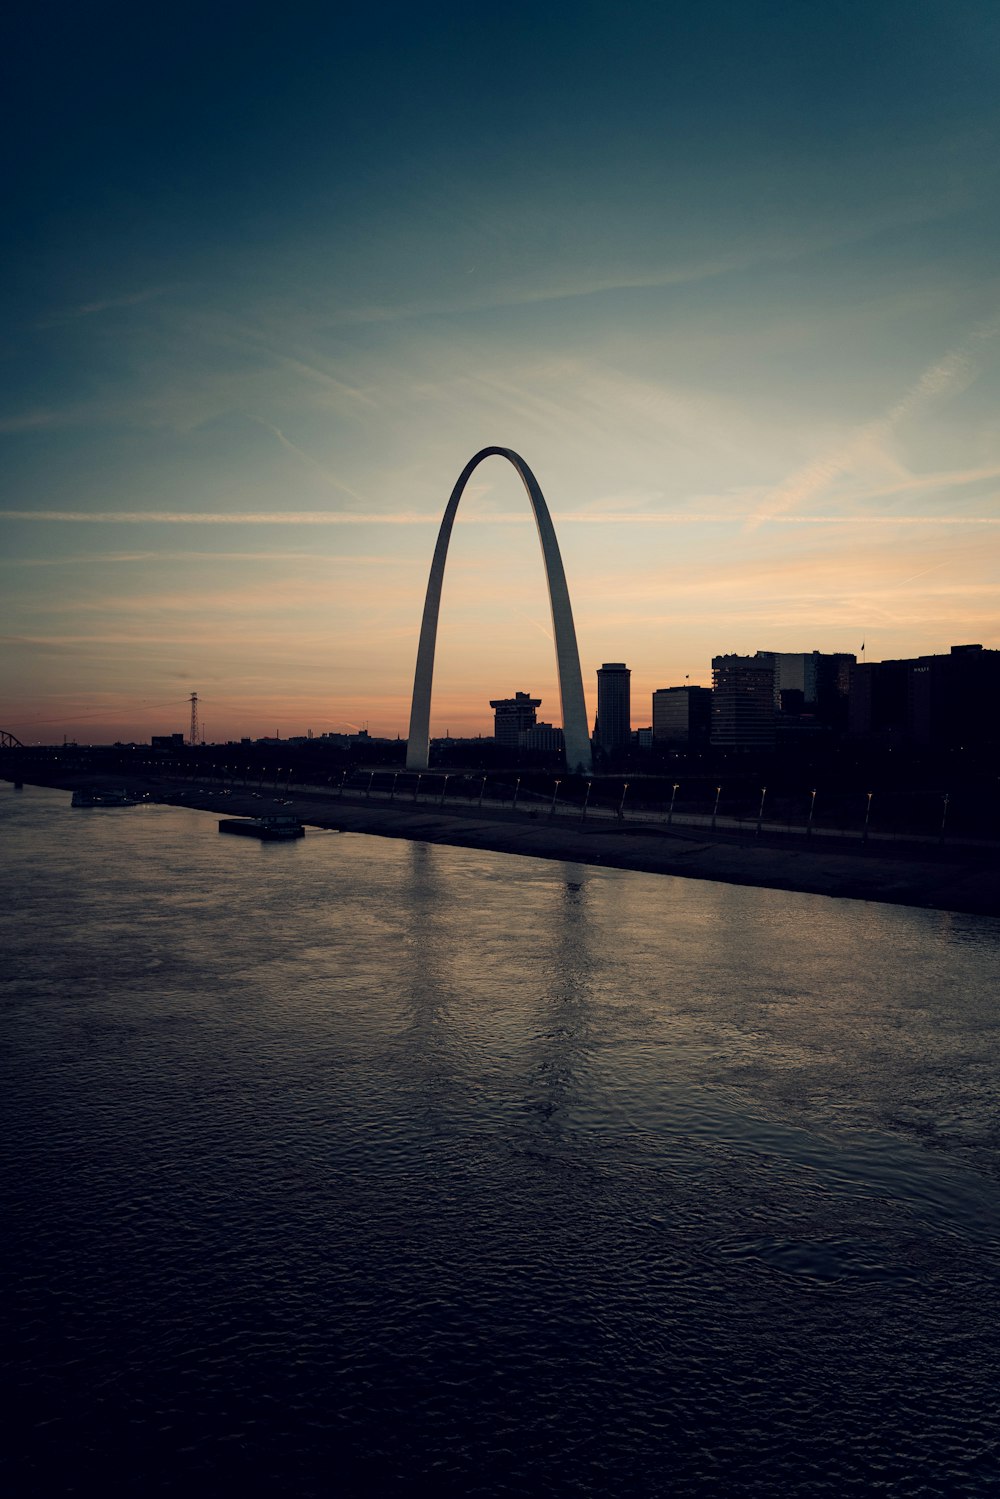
490;692;541;749
595;663;631;755
652;685;712;749
711;650;855;746
849;644;1000;747
760;650;855;728
711;655;777;748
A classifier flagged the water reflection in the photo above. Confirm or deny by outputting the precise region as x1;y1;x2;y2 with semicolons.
4;787;1000;1496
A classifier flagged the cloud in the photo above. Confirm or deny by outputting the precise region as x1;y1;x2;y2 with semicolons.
0;410;65;434
0;550;416;567
750;314;1000;527
4;508;998;528
249;417;368;503
0;509;445;525
40;286;175;326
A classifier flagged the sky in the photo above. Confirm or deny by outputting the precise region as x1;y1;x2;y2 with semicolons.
2;0;999;744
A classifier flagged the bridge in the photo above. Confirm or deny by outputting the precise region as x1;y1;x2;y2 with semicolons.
1;731;24;749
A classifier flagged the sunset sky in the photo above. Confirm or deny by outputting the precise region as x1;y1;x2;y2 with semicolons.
3;1;999;743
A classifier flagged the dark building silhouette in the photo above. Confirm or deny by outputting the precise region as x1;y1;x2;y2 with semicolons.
490;692;541;749
850;644;1000;747
767;651;855;728
711;654;777;749
711;649;855;748
652;685;712;749
596;662;631;755
521;722;565;753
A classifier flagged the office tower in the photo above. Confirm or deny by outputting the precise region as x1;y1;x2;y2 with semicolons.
711;655;777;749
520;723;565;753
760;650;855;728
596;663;631;755
849;644;1000;747
490;692;541;750
652;686;712;749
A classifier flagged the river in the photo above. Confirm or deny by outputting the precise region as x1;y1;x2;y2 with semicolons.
3;783;1000;1496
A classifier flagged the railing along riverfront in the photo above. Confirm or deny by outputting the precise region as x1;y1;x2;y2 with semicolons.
181;766;998;854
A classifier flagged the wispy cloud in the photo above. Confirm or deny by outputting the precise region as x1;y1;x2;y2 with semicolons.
0;550;415;567
40;286;174;326
0;510;445;525
750;315;1000;527
3;508;999;527
0;410;65;434
249;417;367;503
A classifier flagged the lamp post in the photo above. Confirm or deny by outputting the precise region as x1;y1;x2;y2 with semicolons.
939;792;950;845
580;780;592;824
712;785;721;831
549;779;561;818
862;791;873;845
439;774;450;807
668;782;679;826
807;788;817;840
511;776;521;812
366;772;374;799
478;775;487;808
413;774;422;802
389;772;399;803
757;786;766;837
618;782;629;821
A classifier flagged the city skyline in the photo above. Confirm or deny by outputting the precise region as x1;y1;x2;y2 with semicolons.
3;3;1000;744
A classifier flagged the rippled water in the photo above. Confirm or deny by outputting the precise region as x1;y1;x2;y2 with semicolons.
3;784;1000;1496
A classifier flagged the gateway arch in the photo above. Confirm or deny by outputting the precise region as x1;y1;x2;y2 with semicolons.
406;447;592;774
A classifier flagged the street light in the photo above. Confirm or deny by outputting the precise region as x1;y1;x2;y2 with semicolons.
756;786;767;837
618;782;629;820
668;782;679;826
712;785;721;830
549;779;561;818
439;774;450;807
478;775;487;808
862;791;873;845
413;774;422;802
511;776;522;812
807;788;817;840
580;780;592;824
939;791;950;844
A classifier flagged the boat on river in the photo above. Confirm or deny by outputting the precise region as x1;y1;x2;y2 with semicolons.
219;816;305;841
71;788;139;808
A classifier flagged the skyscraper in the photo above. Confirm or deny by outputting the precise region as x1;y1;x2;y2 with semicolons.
596;663;631;756
710;655;777;749
490;692;541;750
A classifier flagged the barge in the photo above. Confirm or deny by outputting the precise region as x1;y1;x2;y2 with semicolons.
71;788;139;808
219;815;305;841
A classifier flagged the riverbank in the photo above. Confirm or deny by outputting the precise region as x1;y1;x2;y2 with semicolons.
12;773;998;917
295;792;1000;916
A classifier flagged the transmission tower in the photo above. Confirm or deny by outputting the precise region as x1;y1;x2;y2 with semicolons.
188;692;200;747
